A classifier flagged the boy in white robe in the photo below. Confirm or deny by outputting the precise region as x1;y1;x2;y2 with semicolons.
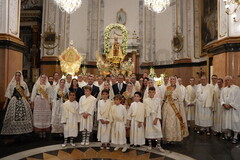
79;86;97;145
61;91;79;147
111;94;128;152
221;76;240;144
143;87;164;152
97;89;112;149
128;92;145;147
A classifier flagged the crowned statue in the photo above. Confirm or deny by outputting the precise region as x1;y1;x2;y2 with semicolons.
106;35;125;64
96;23;134;76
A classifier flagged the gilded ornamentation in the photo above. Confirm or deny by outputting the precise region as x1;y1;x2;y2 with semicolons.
104;23;128;55
96;23;134;77
41;24;60;55
59;41;83;76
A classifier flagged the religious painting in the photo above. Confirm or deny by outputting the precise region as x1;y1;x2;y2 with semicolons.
199;0;218;56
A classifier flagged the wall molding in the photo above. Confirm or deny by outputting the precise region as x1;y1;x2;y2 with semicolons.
0;34;25;53
140;61;207;69
203;36;240;55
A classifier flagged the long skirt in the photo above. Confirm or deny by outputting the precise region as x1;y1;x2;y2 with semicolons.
51;100;63;133
1;97;33;135
33;96;51;131
162;100;188;142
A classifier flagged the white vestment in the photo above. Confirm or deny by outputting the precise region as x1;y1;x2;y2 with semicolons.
65;82;71;89
111;104;127;145
97;99;112;143
221;85;240;132
128;102;145;145
144;97;163;139
185;85;197;120
79;95;97;132
159;84;167;103
212;87;223;132
133;81;141;92
78;81;87;88
61;100;79;138
195;84;213;127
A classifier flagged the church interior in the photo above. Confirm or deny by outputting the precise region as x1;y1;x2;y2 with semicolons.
0;0;240;160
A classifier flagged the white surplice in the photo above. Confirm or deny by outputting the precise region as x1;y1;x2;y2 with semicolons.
144;97;163;139
159;84;167;103
195;84;213;127
111;104;127;145
61;100;79;138
128;102;145;145
97;99;112;143
78;81;87;88
220;85;240;132
65;82;71;89
185;85;197;120
79;95;97;132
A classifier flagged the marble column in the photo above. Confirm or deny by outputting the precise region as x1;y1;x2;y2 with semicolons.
40;0;69;76
0;0;25;108
86;0;104;63
139;0;156;65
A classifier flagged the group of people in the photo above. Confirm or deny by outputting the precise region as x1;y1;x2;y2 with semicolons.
1;71;240;153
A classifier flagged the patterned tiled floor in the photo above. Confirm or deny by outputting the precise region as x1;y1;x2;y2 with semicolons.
1;143;194;160
22;147;170;160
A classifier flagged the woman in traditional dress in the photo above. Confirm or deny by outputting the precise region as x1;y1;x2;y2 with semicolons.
69;78;83;102
51;79;68;137
162;76;188;142
31;74;52;138
143;78;161;100
122;82;135;107
97;81;114;100
1;71;33;135
122;82;135;139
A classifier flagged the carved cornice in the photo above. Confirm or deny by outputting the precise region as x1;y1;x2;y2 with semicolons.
203;37;240;55
0;34;26;53
140;61;207;69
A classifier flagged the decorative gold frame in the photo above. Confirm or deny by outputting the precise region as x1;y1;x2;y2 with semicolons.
116;8;127;25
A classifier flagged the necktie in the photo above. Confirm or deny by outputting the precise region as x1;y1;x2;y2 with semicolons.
119;83;122;91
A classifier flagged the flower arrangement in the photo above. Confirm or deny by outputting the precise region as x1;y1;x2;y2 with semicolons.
104;23;128;55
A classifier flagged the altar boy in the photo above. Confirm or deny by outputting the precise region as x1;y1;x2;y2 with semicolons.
79;86;97;145
128;92;145;147
61;91;79;147
143;87;164;152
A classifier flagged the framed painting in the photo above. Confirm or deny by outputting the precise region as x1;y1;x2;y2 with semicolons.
199;0;218;56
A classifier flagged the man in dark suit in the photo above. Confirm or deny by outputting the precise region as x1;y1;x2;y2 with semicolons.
112;74;127;95
83;74;100;98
